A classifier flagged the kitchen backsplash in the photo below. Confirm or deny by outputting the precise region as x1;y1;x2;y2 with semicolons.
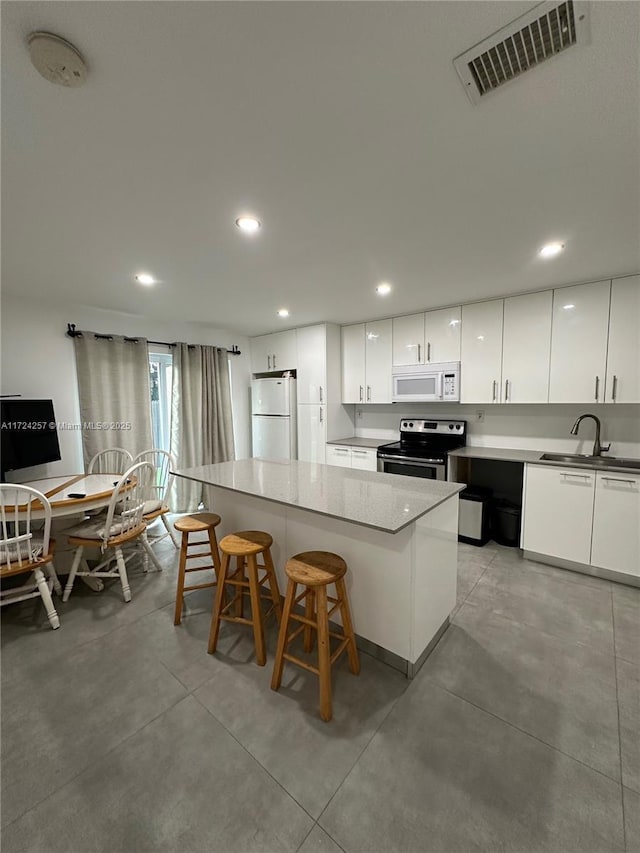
354;403;640;457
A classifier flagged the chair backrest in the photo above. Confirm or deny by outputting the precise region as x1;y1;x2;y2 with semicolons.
100;460;156;545
0;484;52;571
133;449;175;505
87;448;133;475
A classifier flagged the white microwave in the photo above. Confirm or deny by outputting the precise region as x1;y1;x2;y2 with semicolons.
391;362;460;403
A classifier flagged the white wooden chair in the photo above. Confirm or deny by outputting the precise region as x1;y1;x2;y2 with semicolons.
87;447;133;474
63;461;162;603
0;485;61;630
133;449;179;548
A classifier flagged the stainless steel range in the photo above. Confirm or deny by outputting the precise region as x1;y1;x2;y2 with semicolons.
377;418;467;481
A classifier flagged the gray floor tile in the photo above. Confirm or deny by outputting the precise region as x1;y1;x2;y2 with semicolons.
1;619;187;827
1;695;313;853
453;558;487;614
624;787;640;853
466;560;615;655
614;585;640;665
491;549;617;592
196;636;406;819
298;825;344;853
618;657;640;793
319;680;625;853
458;541;497;568
426;601;620;779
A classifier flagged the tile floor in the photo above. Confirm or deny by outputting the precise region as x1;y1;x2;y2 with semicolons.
1;530;638;852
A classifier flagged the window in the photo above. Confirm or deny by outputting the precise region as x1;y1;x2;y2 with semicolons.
149;351;173;454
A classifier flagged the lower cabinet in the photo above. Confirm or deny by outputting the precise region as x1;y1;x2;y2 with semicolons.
591;472;640;576
326;444;378;472
523;464;639;576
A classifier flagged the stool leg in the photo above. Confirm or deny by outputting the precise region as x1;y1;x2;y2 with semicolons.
207;526;221;578
303;588;315;653
271;579;296;691
173;531;189;625
263;547;282;623
316;585;332;722
336;577;360;675
234;556;245;618
208;552;230;654
247;554;266;666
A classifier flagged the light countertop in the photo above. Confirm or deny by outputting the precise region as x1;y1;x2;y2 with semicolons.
326;437;391;449
174;459;464;534
449;446;640;474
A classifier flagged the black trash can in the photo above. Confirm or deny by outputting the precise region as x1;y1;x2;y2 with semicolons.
491;500;521;547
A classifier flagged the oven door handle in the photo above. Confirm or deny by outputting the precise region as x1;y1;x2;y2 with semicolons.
377;453;445;466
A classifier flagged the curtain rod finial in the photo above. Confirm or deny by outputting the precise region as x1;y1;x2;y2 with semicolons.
229;345;241;356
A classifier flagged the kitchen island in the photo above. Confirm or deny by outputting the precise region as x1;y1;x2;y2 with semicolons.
174;459;464;677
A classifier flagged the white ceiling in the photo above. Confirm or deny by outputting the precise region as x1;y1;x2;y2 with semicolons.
2;1;639;336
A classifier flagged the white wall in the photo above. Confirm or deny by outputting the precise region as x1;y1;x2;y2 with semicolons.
0;296;252;482
355;403;640;458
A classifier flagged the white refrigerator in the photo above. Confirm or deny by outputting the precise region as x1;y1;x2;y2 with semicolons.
251;377;297;460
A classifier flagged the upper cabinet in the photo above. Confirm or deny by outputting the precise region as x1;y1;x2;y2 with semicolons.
342;320;392;403
425;306;461;363
501;291;552;403
460;300;504;404
250;330;296;374
548;281;611;404
605;275;640;403
392;314;424;366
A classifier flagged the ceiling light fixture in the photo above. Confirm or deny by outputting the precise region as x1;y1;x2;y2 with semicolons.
376;282;392;296
539;242;565;258
563;303;575;310
135;273;155;286
236;216;261;234
277;309;289;317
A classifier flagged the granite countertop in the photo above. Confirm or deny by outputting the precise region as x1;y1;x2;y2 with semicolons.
449;446;640;474
326;437;391;449
173;459;464;534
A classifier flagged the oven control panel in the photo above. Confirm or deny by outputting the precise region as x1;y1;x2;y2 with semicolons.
399;419;466;435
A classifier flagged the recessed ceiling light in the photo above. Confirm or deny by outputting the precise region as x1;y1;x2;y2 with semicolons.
376;282;392;296
277;308;289;317
135;273;155;286
236;216;261;234
563;303;575;310
539;242;565;258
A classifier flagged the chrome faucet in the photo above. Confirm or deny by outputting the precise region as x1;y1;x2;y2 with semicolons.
570;413;610;457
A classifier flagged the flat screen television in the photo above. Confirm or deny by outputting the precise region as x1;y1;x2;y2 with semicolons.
1;399;61;480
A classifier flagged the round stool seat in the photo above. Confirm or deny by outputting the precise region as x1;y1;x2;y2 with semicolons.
220;530;273;556
285;551;347;587
174;512;221;534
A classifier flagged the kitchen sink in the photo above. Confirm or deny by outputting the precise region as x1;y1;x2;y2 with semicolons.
539;453;640;470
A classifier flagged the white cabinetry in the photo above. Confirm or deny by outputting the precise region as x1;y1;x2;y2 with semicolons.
460;300;504;404
522;465;595;564
325;444;378;472
297;324;353;465
501;291;552;403
250;330;297;374
548;280;611;403
342;320;392;404
605;275;640;403
393;314;424;366
425;306;461;363
591;472;640;577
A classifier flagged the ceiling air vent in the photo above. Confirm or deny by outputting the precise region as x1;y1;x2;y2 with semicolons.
453;1;590;104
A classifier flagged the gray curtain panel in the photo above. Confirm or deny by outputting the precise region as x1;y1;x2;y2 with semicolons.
170;344;235;512
73;332;153;468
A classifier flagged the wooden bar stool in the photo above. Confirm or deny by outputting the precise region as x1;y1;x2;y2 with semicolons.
271;551;360;722
173;513;221;625
207;531;282;666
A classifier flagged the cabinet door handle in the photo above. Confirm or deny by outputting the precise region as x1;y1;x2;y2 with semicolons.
267;355;271;370
359;385;363;402
505;379;510;402
273;354;277;369
561;472;591;480
335;448;348;454
353;450;366;456
427;342;431;362
492;380;497;402
602;477;636;484
612;375;618;402
319;407;323;423
367;385;371;402
417;343;421;363
319;385;323;403
594;375;599;401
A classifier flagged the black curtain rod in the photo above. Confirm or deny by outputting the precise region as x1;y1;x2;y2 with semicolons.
66;324;241;356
